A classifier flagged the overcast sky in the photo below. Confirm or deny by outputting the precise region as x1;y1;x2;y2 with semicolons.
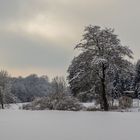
0;0;140;78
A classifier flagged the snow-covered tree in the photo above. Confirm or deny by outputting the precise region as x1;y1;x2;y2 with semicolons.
133;60;140;98
68;25;133;111
0;70;16;109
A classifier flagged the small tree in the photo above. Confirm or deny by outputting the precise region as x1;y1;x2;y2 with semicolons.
119;96;133;109
51;76;67;95
133;60;140;98
0;70;15;109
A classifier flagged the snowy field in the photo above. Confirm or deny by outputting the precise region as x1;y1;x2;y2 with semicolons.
0;108;140;140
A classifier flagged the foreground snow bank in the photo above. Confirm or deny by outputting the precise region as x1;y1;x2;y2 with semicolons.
0;110;140;140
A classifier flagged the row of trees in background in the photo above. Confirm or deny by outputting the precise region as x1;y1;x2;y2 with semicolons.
11;75;51;102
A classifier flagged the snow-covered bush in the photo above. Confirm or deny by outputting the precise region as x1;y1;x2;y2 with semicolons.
119;96;132;109
86;106;101;111
23;93;83;111
23;76;83;111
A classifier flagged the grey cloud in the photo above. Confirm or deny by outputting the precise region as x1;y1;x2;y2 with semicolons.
0;31;72;69
0;0;48;22
0;0;140;77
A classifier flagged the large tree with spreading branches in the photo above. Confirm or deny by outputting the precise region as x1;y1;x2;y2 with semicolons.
68;25;133;111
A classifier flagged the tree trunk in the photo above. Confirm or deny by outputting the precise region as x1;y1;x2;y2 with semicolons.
1;101;4;109
101;64;109;111
0;89;4;109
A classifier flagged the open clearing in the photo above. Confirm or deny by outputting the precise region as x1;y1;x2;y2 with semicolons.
0;109;140;140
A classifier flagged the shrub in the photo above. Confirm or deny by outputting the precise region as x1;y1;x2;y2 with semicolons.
109;105;119;110
119;96;132;109
86;106;102;111
23;93;83;111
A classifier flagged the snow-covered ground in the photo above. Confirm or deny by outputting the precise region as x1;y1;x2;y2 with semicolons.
0;101;140;140
0;108;140;140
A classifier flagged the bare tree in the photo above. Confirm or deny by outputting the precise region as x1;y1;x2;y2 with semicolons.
0;70;15;109
51;76;67;95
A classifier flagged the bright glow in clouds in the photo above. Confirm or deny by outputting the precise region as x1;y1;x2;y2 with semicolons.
5;15;74;42
0;0;140;78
